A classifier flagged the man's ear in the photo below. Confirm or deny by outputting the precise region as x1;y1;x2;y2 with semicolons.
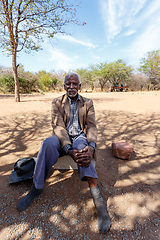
79;84;81;90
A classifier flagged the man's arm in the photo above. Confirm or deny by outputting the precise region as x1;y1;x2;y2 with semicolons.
85;99;97;144
51;97;71;148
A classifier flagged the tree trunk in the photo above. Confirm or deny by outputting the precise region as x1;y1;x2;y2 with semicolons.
12;52;20;102
91;83;94;91
100;84;104;91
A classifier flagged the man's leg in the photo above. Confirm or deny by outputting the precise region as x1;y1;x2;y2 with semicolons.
72;135;111;234
33;135;61;189
72;135;98;181
87;177;111;234
17;135;61;211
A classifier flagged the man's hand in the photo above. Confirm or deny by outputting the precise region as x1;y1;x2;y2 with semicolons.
68;146;94;167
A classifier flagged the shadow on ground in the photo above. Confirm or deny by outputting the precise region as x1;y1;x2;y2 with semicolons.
0;110;160;239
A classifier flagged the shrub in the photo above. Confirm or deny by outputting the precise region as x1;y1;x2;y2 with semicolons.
0;74;38;93
0;75;15;93
37;71;58;91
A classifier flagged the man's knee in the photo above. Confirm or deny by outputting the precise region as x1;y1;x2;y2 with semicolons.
42;137;52;147
42;135;60;150
73;135;88;150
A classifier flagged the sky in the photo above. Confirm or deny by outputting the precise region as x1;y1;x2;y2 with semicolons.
0;0;160;73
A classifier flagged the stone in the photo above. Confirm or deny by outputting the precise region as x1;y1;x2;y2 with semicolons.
112;142;133;160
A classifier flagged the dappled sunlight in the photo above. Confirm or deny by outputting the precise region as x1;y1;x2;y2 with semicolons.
80;187;90;195
47;199;98;235
0;169;12;176
47;169;74;186
94;108;160;238
108;191;158;231
0;93;160;239
50;213;61;226
63;203;79;217
115;171;160;186
0;223;31;240
96;110;160;153
0;113;51;162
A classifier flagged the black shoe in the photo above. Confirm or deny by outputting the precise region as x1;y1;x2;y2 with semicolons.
17;184;43;212
90;185;111;234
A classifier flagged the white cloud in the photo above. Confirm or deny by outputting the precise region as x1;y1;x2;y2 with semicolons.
94;56;100;59
48;48;75;71
130;23;160;57
56;35;98;48
138;0;160;21
99;0;147;42
123;30;136;36
98;0;160;67
123;14;160;65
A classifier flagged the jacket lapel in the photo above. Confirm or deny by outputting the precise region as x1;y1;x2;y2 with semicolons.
62;94;70;124
78;95;85;129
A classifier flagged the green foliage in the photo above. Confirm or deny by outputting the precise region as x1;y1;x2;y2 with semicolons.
90;62;110;91
37;71;58;91
2;49;160;94
0;66;59;94
91;60;133;91
139;50;160;87
108;60;133;86
0;74;37;93
0;0;82;54
0;75;15;93
76;68;96;90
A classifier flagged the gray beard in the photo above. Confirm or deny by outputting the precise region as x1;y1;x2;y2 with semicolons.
67;89;78;98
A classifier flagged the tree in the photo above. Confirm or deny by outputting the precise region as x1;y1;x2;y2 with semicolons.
91;62;111;91
139;50;160;88
130;73;149;91
91;60;133;91
109;60;133;86
37;70;58;91
0;0;83;101
0;64;38;93
50;69;67;91
76;68;96;90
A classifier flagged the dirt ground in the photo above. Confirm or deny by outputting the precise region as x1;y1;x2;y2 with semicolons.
0;91;160;240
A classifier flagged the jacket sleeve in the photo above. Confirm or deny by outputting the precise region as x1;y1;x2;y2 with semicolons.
51;98;71;148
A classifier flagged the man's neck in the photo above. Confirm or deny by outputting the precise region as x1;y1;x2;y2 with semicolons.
67;93;79;101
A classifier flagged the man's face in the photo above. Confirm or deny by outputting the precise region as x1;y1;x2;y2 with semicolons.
64;75;81;100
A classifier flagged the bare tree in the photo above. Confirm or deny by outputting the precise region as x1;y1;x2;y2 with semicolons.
0;0;83;101
130;73;149;91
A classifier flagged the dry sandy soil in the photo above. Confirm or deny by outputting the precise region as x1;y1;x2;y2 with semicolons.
0;91;160;240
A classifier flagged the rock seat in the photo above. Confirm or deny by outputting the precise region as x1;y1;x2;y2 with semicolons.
54;155;96;169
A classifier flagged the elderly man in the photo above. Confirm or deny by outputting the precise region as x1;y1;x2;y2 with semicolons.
17;73;111;234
